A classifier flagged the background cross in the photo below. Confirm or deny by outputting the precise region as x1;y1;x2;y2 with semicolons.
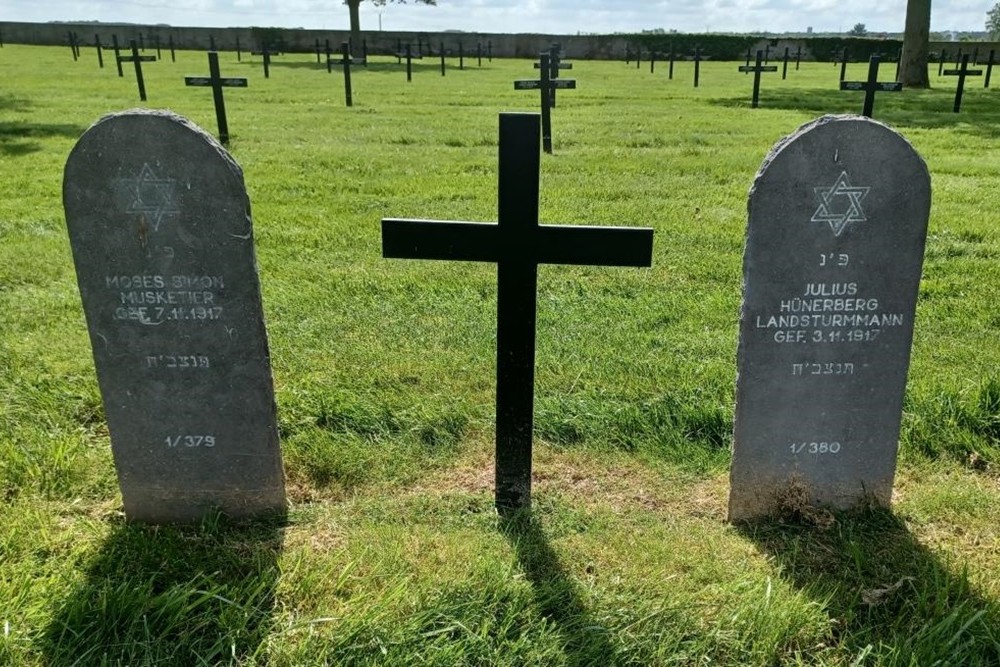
184;51;247;144
839;55;902;118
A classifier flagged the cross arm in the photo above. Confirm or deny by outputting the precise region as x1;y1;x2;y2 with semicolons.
185;76;248;87
534;225;654;267
382;218;501;262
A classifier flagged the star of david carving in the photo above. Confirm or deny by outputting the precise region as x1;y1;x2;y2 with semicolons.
811;171;870;237
122;164;179;232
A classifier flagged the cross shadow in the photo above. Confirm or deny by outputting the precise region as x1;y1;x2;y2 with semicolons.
707;85;1000;138
736;507;1000;663
39;511;286;664
0;121;87;156
498;509;620;664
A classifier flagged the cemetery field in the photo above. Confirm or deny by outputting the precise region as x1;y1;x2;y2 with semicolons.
2;43;1000;664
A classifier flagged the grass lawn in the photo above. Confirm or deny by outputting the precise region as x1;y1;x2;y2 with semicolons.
1;43;999;665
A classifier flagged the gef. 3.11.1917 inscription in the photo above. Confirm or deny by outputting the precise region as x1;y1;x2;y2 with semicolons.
729;115;930;522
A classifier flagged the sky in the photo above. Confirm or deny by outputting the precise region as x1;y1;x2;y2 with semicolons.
0;0;993;36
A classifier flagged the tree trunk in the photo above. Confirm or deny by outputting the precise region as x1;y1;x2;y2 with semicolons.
348;0;362;51
899;0;931;88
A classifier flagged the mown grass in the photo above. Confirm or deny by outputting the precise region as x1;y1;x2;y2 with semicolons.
1;44;999;665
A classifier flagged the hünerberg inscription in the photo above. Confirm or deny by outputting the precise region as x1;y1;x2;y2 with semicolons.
63;109;285;523
728;115;930;522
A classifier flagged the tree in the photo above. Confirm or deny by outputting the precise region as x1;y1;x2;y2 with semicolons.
899;0;931;88
988;2;1000;39
346;0;436;48
848;23;868;36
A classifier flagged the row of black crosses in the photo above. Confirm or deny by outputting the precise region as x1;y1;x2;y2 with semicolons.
383;112;654;512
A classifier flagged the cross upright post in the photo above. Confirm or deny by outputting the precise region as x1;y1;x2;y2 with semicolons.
839;47;848;81
112;34;123;77
533;45;571;108
315;38;321;64
440;41;446;75
478;42;482;66
938;49;947;76
95;34;104;69
169;35;176;62
184;51;247;144
692;46;702;87
406;43;413;81
340;42;353;107
782;46;790;79
68;32;78;61
209;34;216;51
459;41;465;70
738;50;778;108
262;43;271;79
764;44;770;64
744;47;751;74
636;47;641;69
155;35;161;60
985;50;995;88
516;53;577;153
118;39;156;101
381;113;654;513
668;43;674;79
943;54;983;113
236;35;241;62
795;45;802;70
839;55;902;118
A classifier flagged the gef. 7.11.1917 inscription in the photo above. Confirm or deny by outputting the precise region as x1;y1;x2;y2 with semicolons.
729;115;931;522
63;110;285;523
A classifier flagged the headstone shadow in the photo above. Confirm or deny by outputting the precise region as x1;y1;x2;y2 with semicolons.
736;508;1000;662
0;121;86;157
39;512;286;664
499;510;620;664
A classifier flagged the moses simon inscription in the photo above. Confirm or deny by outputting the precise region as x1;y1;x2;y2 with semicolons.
729;115;931;522
63;109;285;523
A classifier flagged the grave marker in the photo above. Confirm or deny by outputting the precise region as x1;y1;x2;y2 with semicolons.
169;35;176;62
382;113;653;512
95;34;104;69
339;42;353;106
184;51;248;144
782;47;790;79
795;45;802;70
118;40;156;101
985;50;995;88
839;47;848;81
691;46;702;87
738;50;778;108
155;35;161;60
729;115;930;521
938;49;947;76
839;55;902;118
112;34;124;77
533;46;571;108
68;31;79;61
515;53;576;153
943;54;982;113
63;109;286;522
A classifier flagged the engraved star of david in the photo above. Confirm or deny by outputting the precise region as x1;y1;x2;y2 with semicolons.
123;164;179;232
811;171;870;237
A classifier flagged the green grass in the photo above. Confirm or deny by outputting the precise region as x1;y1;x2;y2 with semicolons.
1;44;999;665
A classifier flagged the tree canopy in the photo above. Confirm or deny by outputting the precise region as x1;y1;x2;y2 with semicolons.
988;2;1000;39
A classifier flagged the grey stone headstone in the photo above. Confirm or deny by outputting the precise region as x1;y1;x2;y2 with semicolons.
63;109;285;523
729;115;930;522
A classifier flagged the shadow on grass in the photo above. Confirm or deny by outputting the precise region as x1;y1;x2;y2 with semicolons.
499;510;619;664
0;121;86;156
708;85;1000;137
738;508;1000;664
39;511;286;665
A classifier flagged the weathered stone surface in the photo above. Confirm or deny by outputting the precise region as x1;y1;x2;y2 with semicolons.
63;109;284;523
729;115;930;522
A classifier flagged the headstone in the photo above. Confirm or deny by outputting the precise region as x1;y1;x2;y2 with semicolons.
62;110;285;523
839;55;902;118
382;113;653;512
728;115;930;522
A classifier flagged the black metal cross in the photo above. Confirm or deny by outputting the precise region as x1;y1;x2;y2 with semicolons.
781;46;790;79
111;34;124;77
691;46;702;87
381;113;654;512
839;47;849;82
94;34;104;69
938;48;947;76
338;42;353;107
839;55;902;118
184;51;247;144
68;31;79;61
169;35;176;62
738;50;777;108
984;49;995;88
795;45;802;70
943;54;983;113
118;40;156;101
515;53;576;154
533;45;571;108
